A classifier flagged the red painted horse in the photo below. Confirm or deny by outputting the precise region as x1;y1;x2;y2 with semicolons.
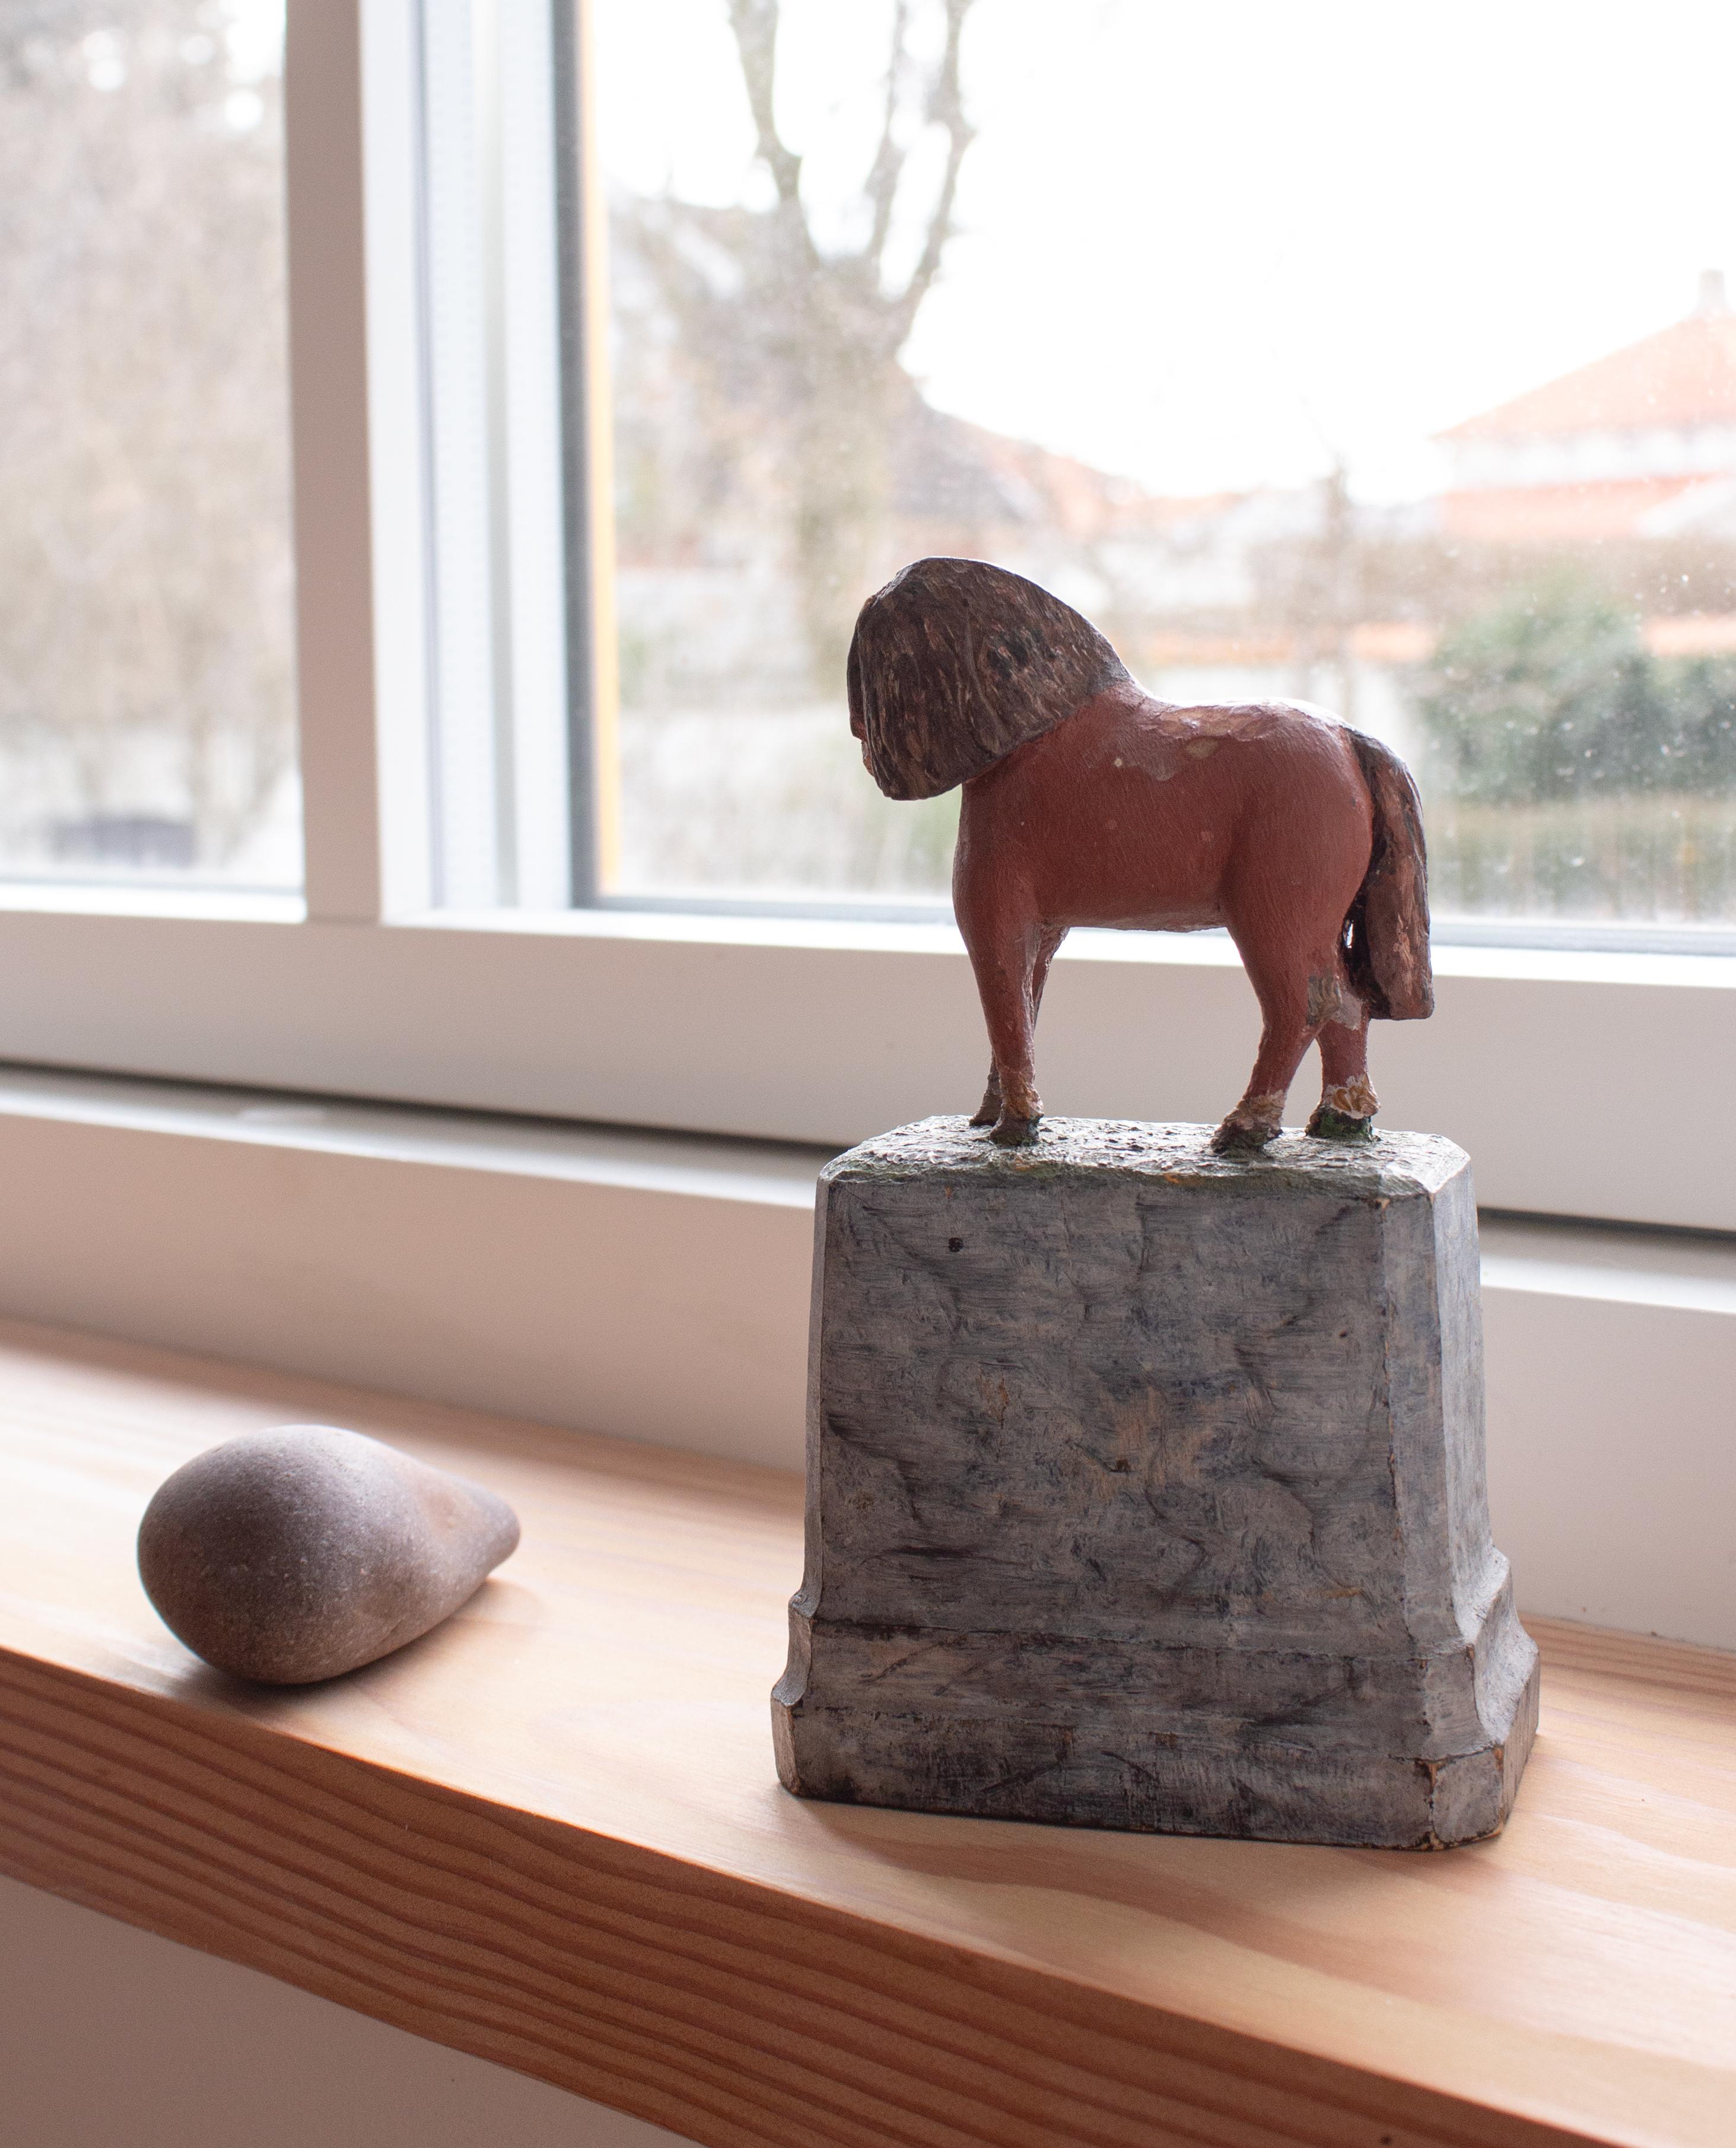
847;557;1432;1152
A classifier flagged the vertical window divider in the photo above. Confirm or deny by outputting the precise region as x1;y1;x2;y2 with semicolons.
555;0;619;907
279;1;619;929
476;0;521;904
360;0;582;919
284;0;390;925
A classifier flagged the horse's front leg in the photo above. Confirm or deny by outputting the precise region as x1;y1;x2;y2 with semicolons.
968;923;1066;1132
968;1061;1002;1129
977;936;1042;1145
959;913;1053;1146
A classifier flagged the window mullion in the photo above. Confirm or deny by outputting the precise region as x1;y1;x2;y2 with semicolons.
556;0;618;907
284;0;392;924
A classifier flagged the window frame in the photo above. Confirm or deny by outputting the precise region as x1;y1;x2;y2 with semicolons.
0;0;1729;1236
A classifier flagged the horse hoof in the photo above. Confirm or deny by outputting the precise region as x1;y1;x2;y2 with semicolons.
989;1115;1039;1148
968;1107;998;1127
1306;1106;1375;1143
1209;1119;1277;1156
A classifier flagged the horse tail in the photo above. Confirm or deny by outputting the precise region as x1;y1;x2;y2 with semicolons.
1344;730;1434;1021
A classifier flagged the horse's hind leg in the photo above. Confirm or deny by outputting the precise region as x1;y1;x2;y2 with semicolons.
1308;990;1378;1140
969;925;1066;1133
1210;933;1328;1155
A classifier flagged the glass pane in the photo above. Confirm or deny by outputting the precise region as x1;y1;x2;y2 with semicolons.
592;0;1736;930
413;0;571;911
0;2;299;888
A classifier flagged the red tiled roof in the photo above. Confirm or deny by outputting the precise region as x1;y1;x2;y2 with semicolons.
1137;630;1295;666
1438;474;1715;542
898;404;1241;541
1439;312;1736;440
1645;613;1736;656
1349;621;1437;664
1128;617;1736;667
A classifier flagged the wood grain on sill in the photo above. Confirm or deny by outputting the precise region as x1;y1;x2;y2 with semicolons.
0;1317;1728;2148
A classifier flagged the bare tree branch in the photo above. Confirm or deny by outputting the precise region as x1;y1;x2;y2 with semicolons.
889;0;975;341
724;0;818;264
616;0;984;688
0;2;295;866
863;0;911;275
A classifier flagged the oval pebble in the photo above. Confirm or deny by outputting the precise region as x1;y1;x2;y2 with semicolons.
137;1423;521;1685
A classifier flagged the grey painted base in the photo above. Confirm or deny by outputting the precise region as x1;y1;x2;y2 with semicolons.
773;1118;1539;1849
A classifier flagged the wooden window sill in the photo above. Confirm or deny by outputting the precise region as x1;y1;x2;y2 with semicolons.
0;1318;1728;2148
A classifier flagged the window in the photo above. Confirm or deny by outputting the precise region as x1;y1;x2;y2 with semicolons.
0;2;298;891
0;0;1729;1239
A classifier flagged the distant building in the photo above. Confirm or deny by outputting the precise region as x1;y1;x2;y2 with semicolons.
1436;272;1736;542
892;399;1325;623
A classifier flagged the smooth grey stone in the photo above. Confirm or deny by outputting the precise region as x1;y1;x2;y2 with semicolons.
773;1116;1539;1849
138;1424;520;1685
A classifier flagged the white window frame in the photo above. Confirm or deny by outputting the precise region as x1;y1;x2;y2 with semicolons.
0;0;1731;1235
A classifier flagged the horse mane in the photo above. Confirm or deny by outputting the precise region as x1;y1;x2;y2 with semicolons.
847;558;1131;800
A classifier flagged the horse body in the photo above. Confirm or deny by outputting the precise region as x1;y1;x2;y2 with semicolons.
954;678;1384;1147
847;557;1432;1152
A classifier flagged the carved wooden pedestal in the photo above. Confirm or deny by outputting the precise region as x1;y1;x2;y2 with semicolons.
773;1117;1538;1848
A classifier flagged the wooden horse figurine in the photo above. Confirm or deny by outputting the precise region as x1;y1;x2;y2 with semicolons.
847;557;1433;1152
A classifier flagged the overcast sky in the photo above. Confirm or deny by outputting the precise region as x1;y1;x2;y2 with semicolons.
595;0;1736;503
